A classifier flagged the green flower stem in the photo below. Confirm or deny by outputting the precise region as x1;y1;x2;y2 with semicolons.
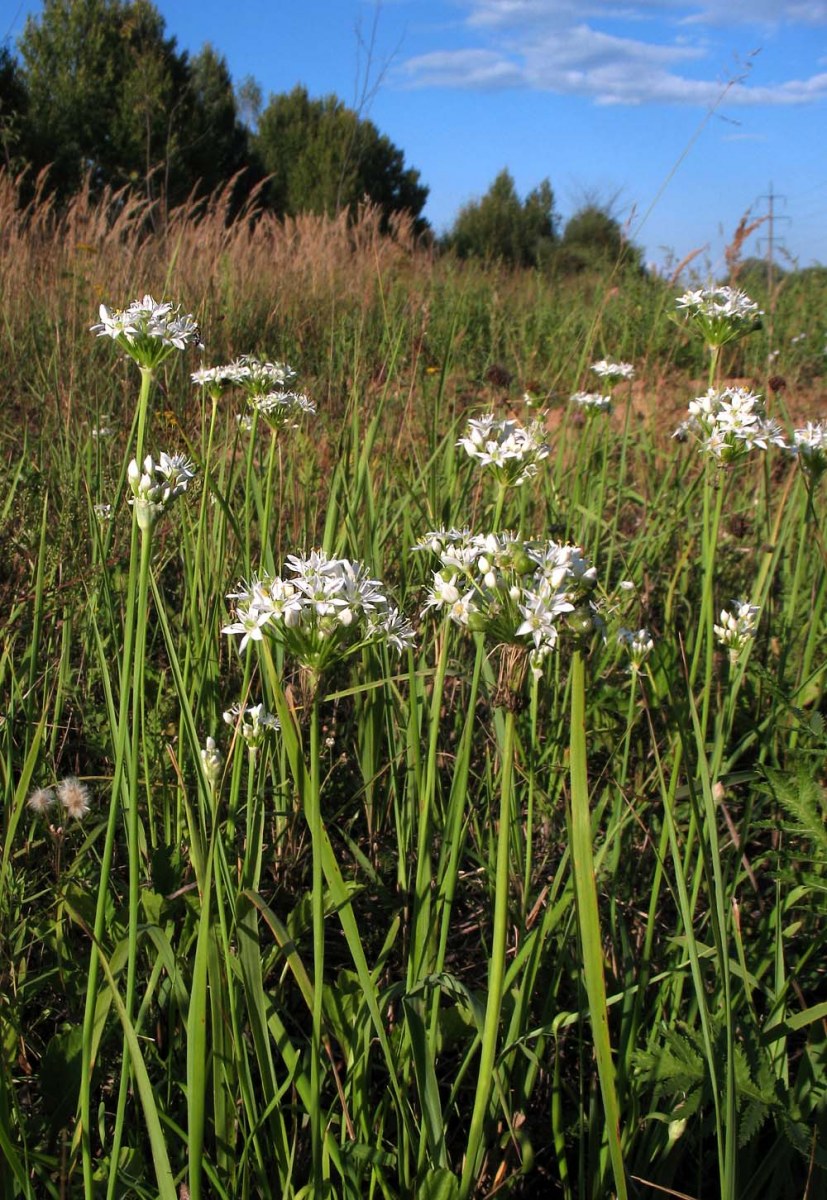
409;630;450;985
106;521;153;1193
135;366;154;466
690;464;726;740
308;690;325;1196
79;370;155;1194
568;649;627;1200
459;702;516;1200
492;481;507;533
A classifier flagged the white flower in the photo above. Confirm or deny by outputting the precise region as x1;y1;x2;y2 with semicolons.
791;421;827;479
458;414;549;486
200;737;223;788
91;295;200;367
223;702;280;748
224;550;412;668
677;387;784;464
570;391;611;413
714;600;759;660
591;360;634;381
618;627;654;669
126;452;196;528
675;286;761;348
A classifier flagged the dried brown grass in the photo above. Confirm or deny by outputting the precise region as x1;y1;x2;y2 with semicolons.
0;168;428;360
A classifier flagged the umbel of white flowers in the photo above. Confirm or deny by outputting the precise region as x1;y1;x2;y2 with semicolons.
675;286;762;348
458;414;549;487
127;452;196;529
715;600;760;662
415;528;600;677
223;549;414;675
791;422;827;481
91;295;201;368
673;387;786;464
192;354;315;431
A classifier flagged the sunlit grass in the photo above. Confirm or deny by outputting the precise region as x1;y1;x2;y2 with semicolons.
1;179;826;1199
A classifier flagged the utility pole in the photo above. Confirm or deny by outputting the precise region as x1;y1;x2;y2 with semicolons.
757;183;790;352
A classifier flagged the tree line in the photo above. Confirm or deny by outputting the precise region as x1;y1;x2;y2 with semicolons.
0;0;642;271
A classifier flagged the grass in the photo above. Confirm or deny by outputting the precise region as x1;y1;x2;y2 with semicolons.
0;169;826;1199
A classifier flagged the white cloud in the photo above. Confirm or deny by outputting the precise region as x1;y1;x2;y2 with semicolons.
396;1;827;105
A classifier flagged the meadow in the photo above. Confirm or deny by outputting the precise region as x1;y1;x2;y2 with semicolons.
1;170;826;1199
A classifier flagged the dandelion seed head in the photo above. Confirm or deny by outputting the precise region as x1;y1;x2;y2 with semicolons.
57;776;90;820
27;786;55;816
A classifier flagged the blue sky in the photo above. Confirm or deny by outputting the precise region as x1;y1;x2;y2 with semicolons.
4;1;826;273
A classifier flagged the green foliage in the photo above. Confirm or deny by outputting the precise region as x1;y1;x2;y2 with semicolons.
17;0;248;204
0;46;29;173
253;84;429;230
446;168;558;267
557;203;644;275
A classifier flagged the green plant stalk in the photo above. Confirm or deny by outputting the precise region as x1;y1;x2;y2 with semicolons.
106;520;154;1193
408;630;450;985
690;465;725;740
308;689;325;1196
79;367;155;1194
459;702;516;1200
568;649;627;1200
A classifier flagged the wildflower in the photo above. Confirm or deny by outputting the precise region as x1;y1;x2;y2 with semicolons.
675;387;785;464
91;295;201;368
127;452;196;529
570;391;611;413
715;600;759;661
591;359;634;382
57;776;90;820
675;286;761;348
200;737;223;788
27;786;55;816
224;550;413;673
223;703;280;749
618;627;654;670
94;503;112;522
458;414;549;486
791;422;827;481
416;528;597;660
91;416;115;439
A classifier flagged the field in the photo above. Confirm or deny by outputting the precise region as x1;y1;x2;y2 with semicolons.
1;172;826;1199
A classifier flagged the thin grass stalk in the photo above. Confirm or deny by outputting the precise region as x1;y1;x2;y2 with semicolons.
568;648;627;1200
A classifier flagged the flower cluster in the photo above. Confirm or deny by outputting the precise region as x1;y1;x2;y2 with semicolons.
223;549;414;673
27;776;90;821
458;414;549;486
715;600;759;661
790;421;827;481
127;452;196;529
675;286;761;348
223;702;280;749
192;354;314;431
617;627;654;671
415;528;599;674
673;387;786;464
591;359;635;382
570;391;612;414
91;295;201;367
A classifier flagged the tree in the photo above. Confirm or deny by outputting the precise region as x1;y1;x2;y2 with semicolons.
19;0;187;198
177;44;251;197
0;45;29;172
446;169;558;268
555;204;644;275
252;85;428;231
